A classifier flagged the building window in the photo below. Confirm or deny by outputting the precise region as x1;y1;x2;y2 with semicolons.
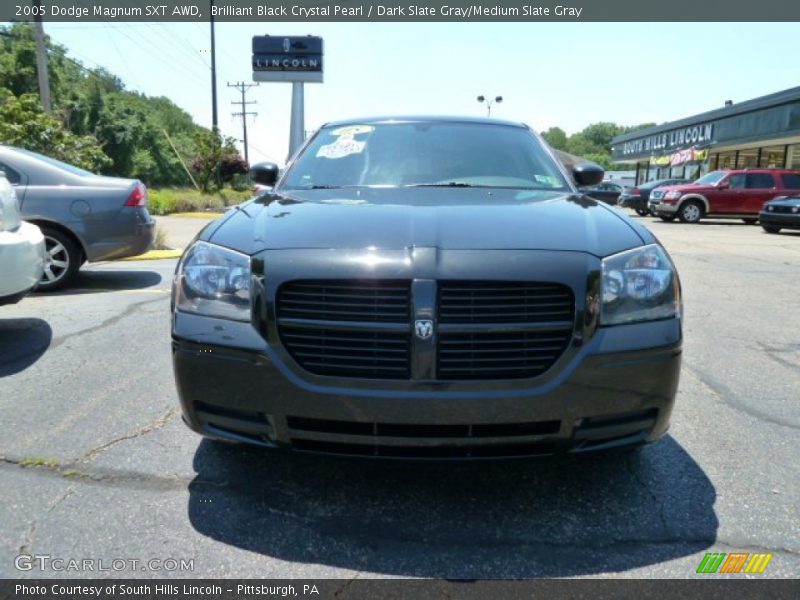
758;146;786;168
786;144;800;169
718;151;736;169
736;148;759;168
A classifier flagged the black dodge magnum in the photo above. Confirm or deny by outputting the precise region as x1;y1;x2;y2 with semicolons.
171;117;682;458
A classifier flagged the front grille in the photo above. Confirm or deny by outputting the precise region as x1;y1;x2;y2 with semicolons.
770;205;796;214
277;280;411;379
437;281;574;380
650;190;665;200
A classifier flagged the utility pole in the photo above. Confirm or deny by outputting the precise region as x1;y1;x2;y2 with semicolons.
32;0;52;114
209;0;218;130
228;82;258;164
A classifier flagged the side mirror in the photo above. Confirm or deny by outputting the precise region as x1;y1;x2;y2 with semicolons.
572;163;604;187
717;181;729;190
250;162;279;187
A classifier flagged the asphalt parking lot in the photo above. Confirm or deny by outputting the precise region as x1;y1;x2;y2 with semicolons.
1;215;798;579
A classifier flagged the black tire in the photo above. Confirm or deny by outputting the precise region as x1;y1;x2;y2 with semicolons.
659;215;677;222
743;218;758;225
678;200;704;223
37;226;81;291
635;208;649;217
762;225;781;234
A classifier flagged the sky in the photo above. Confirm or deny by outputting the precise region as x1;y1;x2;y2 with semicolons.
41;21;800;165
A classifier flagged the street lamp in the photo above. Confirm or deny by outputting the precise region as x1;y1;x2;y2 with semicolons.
477;95;503;117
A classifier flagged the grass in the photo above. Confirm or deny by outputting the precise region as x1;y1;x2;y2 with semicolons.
153;226;170;250
148;188;253;216
19;456;60;468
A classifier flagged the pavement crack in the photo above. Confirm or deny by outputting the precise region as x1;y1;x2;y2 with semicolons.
685;365;799;430
80;406;179;463
18;520;36;556
626;455;671;537
334;572;360;598
50;295;167;351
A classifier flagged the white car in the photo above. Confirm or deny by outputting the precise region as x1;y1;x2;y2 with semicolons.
0;173;45;305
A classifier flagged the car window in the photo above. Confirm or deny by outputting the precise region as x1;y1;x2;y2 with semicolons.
728;174;746;189
12;147;95;177
0;162;22;185
281;122;571;191
745;173;775;189
781;173;800;189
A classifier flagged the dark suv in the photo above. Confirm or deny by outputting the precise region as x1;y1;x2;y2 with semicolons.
652;169;800;223
171;117;682;459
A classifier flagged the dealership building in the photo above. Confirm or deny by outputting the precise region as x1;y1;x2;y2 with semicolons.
611;86;800;185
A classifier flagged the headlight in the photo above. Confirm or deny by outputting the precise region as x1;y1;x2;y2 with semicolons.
792;206;799;214
766;205;774;212
601;244;681;326
174;241;251;321
665;191;681;200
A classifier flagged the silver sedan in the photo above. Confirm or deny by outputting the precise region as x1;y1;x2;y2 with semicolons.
0;146;155;289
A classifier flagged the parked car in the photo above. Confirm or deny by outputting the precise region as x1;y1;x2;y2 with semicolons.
651;169;800;224
579;180;627;205
619;178;693;216
759;195;800;234
171;116;683;458
0;146;155;289
0;173;45;305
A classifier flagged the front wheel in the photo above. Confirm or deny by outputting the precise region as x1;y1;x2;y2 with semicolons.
635;208;649;217
743;218;758;225
37;227;81;291
678;200;704;223
762;225;781;234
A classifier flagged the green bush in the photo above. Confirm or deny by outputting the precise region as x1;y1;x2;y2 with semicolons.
147;188;253;216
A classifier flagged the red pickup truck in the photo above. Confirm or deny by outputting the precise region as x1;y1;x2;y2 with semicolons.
651;169;800;223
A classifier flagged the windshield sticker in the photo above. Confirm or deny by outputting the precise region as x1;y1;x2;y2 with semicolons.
317;137;366;159
331;125;374;137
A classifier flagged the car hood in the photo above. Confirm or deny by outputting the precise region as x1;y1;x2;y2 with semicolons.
205;188;646;257
764;196;800;207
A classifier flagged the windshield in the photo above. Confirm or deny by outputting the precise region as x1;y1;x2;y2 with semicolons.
14;147;95;177
280;121;571;191
694;171;726;186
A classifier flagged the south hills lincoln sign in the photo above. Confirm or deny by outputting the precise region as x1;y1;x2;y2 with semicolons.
619;123;715;157
252;35;324;83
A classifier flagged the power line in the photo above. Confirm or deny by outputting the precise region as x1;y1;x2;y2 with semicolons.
228;81;258;163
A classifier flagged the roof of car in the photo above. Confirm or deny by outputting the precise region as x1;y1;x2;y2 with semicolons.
320;115;529;129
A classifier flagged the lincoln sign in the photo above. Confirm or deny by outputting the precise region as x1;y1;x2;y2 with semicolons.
252;35;324;83
620;123;715;157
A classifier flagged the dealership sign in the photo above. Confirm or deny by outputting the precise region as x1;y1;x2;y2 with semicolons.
621;123;715;157
252;35;324;82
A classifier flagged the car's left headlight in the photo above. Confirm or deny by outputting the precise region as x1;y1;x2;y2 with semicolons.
174;241;251;321
601;244;681;326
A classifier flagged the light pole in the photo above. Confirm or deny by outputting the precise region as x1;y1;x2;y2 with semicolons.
477;95;503;117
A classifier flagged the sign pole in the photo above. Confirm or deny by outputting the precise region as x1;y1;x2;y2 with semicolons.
289;82;305;159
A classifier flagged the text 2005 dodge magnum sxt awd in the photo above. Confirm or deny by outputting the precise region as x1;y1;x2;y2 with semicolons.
171;117;682;458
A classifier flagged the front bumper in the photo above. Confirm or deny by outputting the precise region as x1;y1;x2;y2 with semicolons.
759;211;800;229
653;202;678;215
0;221;45;304
172;312;682;458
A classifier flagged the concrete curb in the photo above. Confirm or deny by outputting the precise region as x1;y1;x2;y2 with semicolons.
119;249;184;261
163;212;224;218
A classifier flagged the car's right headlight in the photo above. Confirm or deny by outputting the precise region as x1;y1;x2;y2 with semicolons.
174;241;251;321
600;244;681;326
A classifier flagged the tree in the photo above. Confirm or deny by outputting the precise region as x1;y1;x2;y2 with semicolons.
541;127;568;151
0;89;111;172
191;129;247;192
